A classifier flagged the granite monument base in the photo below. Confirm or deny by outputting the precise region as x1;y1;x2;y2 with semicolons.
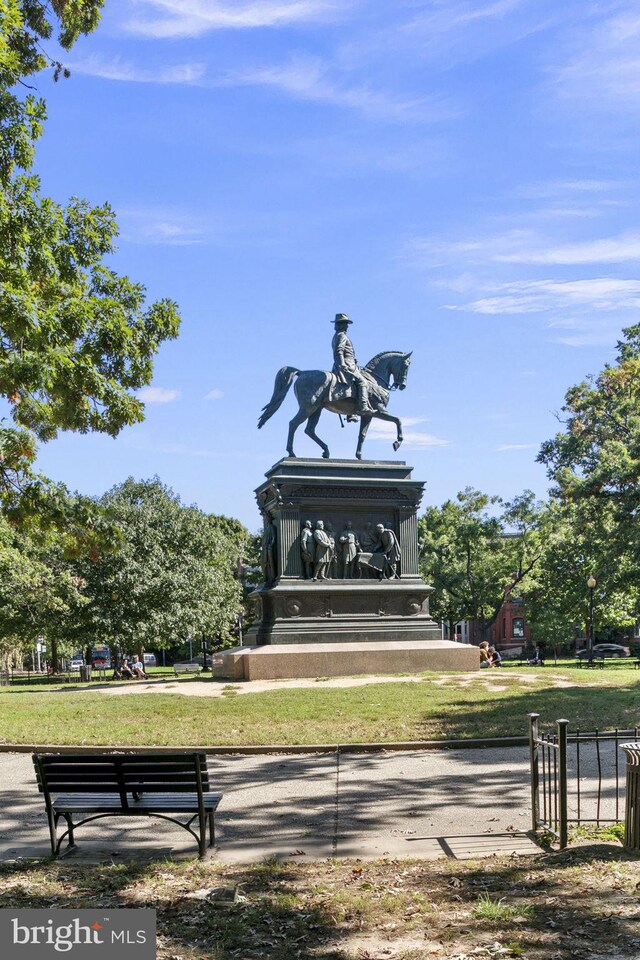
243;456;479;678
252;457;441;645
245;580;442;645
212;640;479;681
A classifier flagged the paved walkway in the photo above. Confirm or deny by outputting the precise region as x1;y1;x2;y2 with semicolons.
0;747;541;863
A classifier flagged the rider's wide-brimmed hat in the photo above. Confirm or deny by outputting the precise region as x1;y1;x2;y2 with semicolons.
333;313;352;324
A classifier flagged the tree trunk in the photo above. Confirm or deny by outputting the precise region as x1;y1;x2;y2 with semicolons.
50;636;59;673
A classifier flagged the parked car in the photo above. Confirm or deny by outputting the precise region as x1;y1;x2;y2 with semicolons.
186;655;213;667
143;652;157;668
576;643;630;659
68;658;85;670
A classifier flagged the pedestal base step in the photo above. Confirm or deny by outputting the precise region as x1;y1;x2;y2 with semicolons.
212;640;479;681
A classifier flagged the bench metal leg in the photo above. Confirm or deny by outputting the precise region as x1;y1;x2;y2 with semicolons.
46;811;58;856
65;814;75;848
50;814;77;857
197;806;207;859
208;811;215;847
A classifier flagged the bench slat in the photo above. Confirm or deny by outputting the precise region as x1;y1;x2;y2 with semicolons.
36;754;204;764
37;782;211;793
53;793;222;813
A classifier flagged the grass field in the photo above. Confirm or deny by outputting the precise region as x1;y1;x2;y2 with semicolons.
0;843;636;959
0;664;638;746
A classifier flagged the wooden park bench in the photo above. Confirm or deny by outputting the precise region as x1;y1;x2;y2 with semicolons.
32;752;222;858
47;670;82;684
173;662;201;675
575;656;605;669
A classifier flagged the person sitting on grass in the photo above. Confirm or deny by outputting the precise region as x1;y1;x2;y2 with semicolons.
130;655;147;679
479;641;491;669
528;643;545;666
488;645;502;667
113;657;135;681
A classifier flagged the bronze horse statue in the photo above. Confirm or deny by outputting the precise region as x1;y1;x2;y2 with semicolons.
258;351;411;459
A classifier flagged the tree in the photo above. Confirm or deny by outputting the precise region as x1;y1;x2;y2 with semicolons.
0;510;87;668
538;322;640;601
519;501;638;650
419;488;545;640
1;2;181;508
0;489;120;668
78;479;248;656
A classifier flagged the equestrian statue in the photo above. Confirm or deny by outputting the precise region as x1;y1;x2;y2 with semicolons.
258;313;411;460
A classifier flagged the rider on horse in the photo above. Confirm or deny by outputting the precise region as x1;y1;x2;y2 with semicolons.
331;314;374;418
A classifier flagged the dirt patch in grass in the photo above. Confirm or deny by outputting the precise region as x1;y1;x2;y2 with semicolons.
75;672;582;699
0;844;638;959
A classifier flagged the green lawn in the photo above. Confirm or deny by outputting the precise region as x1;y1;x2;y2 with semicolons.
0;664;638;746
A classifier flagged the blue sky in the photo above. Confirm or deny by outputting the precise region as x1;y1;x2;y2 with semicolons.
27;0;640;529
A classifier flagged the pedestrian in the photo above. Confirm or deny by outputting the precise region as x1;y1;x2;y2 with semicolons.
528;644;545;666
113;657;135;680
130;655;147;679
488;645;502;667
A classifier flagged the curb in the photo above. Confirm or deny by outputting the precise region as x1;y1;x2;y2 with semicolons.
0;736;529;756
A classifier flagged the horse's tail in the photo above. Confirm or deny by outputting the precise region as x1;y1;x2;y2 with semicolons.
258;366;299;428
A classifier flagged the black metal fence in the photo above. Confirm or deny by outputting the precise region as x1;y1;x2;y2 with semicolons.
2;667;110;684
528;712;639;848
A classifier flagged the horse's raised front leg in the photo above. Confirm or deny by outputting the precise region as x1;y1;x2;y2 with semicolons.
371;409;403;451
304;407;330;459
287;408;309;458
355;415;372;460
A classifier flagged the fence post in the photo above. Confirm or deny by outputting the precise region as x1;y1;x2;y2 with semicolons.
620;742;640;851
528;713;540;832
557;719;569;849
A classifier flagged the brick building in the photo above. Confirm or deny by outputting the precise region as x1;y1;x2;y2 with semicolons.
443;596;532;656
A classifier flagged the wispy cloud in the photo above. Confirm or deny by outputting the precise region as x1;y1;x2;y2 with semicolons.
204;388;224;400
497;233;640;265
446;279;640;315
127;439;215;457
124;0;343;39
222;56;441;121
407;229;640;267
553;9;640;111
504;179;629;221
513;179;627;200
545;317;622;348
137;387;181;403
342;0;556;70
119;209;207;246
71;54;205;84
367;417;450;448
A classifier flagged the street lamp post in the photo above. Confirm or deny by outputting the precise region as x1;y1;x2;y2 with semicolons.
587;575;597;666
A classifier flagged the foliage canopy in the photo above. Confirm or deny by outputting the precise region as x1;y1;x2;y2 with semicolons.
0;1;180;508
78;478;248;654
538;322;640;603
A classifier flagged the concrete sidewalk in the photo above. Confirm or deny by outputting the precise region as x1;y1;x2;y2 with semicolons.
0;748;541;863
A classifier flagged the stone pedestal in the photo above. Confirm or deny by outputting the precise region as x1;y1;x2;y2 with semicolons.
213;640;479;681
247;457;440;645
213;458;478;680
